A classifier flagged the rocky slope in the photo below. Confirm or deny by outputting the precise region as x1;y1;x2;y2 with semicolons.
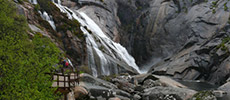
17;0;230;85
65;0;230;85
13;0;230;99
16;0;88;67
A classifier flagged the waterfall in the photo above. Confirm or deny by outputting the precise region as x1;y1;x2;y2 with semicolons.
52;0;73;19
29;0;37;4
37;0;142;76
38;11;56;30
77;12;142;76
28;0;56;30
78;12;141;73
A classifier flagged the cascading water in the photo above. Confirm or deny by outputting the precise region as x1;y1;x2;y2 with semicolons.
75;12;142;76
77;12;141;74
52;0;73;19
28;0;56;30
31;0;142;76
38;11;56;30
29;0;37;4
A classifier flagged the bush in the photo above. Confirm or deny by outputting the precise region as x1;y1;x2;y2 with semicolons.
79;65;91;74
0;0;61;99
37;0;60;15
224;2;228;11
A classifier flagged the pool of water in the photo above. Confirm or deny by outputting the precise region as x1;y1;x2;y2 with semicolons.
175;79;219;91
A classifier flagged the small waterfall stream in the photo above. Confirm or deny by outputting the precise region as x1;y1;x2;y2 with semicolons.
30;0;142;76
38;11;56;30
29;0;37;4
77;12;141;76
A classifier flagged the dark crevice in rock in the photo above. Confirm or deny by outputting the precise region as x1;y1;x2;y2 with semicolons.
197;20;218;26
172;0;181;12
78;1;111;13
191;0;207;6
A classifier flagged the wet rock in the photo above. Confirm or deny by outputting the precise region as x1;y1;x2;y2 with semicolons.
155;75;186;88
79;73;117;89
208;56;230;85
133;74;186;89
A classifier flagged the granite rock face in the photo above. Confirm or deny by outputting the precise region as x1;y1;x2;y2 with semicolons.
66;0;230;84
78;73;197;100
19;0;230;85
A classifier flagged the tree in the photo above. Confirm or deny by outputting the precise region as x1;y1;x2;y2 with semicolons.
0;0;61;99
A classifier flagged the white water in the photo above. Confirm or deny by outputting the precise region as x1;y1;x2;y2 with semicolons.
28;0;56;30
29;0;37;4
78;12;141;72
49;0;142;76
38;11;56;30
52;0;73;19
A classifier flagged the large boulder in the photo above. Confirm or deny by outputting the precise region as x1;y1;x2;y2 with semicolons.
218;82;230;100
133;74;186;88
73;0;230;85
78;73;131;99
143;86;197;100
74;86;89;99
151;29;230;85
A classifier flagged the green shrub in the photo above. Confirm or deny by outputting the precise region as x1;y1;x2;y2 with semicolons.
37;0;60;15
224;2;228;11
34;4;41;11
99;74;118;82
212;9;216;14
79;65;91;74
0;0;61;99
189;91;215;100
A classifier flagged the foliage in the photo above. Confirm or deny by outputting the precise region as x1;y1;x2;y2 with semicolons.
189;91;215;100
99;74;117;82
37;0;84;39
224;2;228;11
37;0;60;15
79;65;91;74
0;0;61;99
17;0;28;4
34;4;41;11
216;37;230;51
211;1;218;14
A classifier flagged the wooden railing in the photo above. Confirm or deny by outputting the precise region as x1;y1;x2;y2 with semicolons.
51;72;79;88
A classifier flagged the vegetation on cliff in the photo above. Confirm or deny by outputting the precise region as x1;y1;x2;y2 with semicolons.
0;0;61;99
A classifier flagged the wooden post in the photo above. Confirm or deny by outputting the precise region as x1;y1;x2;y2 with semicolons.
64;93;68;100
73;73;76;86
68;75;70;88
64;75;66;88
57;74;59;86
